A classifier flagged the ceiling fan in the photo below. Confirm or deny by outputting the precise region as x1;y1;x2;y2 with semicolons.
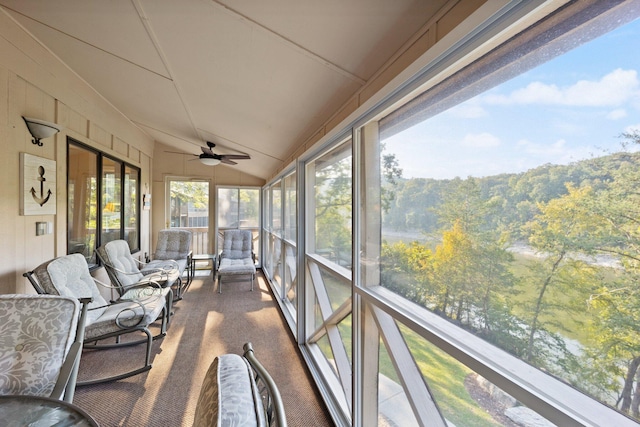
168;142;251;166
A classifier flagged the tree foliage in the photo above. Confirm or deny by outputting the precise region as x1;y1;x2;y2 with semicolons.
380;143;640;417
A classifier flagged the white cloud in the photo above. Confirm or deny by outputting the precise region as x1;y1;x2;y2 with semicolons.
448;103;487;118
462;132;500;148
607;109;627;120
484;68;639;107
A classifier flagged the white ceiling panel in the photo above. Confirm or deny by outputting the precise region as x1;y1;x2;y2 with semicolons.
1;0;169;76
11;17;197;140
220;0;448;80
0;0;447;179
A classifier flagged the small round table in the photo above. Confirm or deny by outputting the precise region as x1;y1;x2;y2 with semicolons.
0;395;99;426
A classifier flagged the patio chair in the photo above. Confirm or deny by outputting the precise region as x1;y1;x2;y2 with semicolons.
24;253;168;385
216;229;256;293
193;342;287;427
146;229;193;298
0;294;89;403
96;239;180;304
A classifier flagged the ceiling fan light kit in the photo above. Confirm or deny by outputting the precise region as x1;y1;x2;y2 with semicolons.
200;157;221;166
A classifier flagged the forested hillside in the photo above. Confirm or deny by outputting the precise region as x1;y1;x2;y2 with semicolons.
383;150;640;241
380;143;640;418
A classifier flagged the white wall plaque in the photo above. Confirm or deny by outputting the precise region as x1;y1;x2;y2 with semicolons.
20;152;57;215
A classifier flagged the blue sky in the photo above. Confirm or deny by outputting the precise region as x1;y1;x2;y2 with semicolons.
385;17;640;180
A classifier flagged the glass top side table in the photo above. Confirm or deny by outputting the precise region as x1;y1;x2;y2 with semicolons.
0;395;99;427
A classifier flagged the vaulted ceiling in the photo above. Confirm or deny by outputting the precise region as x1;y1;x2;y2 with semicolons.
0;0;448;179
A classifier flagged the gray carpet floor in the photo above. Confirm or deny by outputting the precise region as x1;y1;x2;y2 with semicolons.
72;270;333;426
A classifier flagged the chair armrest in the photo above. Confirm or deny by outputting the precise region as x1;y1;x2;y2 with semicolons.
50;341;82;401
92;276;162;302
243;342;287;427
141;259;180;273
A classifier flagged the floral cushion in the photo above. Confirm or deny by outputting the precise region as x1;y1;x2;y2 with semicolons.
193;354;266;427
154;229;192;260
0;294;79;397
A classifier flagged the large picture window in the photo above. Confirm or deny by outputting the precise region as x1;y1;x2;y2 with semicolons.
369;6;640;426
67;139;140;268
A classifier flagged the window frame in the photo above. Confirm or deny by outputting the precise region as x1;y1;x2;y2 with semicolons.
67;138;140;267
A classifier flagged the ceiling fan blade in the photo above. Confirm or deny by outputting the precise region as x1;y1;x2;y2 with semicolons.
220;158;238;165
201;146;214;156
219;154;251;160
165;150;197;156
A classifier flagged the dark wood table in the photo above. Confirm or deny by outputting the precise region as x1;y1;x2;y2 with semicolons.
0;395;99;426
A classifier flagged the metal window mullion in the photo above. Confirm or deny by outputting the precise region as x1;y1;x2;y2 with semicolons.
301;159;315;343
280;178;286;298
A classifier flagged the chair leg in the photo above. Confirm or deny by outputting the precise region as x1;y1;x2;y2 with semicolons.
77;327;154;386
160;292;172;334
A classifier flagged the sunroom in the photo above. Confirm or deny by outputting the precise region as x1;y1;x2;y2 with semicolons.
1;0;640;426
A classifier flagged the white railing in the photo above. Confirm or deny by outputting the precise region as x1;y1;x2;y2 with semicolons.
177;227;209;255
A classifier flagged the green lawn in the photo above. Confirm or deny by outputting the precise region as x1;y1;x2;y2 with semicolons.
381;326;503;426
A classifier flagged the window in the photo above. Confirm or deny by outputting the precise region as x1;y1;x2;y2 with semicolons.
365;4;640;426
168;179;210;254
262;173;298;314
309;141;353;269
304;139;353;417
67;139;140;267
216;186;260;259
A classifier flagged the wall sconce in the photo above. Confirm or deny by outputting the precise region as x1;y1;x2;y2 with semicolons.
22;117;62;146
199;157;221;166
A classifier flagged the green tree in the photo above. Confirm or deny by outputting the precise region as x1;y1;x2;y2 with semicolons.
429;179;515;337
314;154;352;266
381;142;403;214
522;184;598;364
578;132;640;416
381;240;431;303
